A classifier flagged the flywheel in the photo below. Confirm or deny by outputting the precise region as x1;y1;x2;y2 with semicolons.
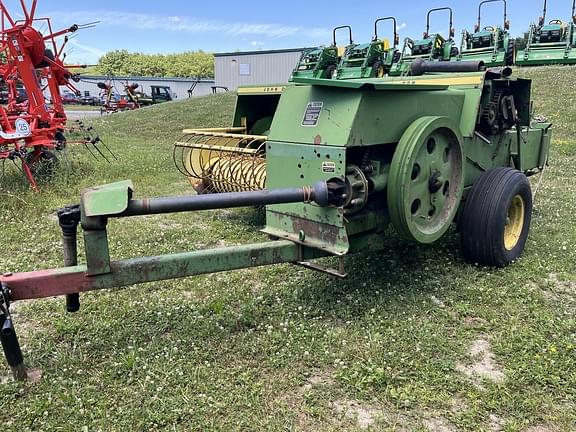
388;116;464;244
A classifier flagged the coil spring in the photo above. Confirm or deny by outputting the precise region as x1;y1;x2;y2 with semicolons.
173;131;267;194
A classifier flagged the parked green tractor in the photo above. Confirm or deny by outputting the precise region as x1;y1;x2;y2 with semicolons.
389;7;458;76
458;0;515;67
290;26;354;81
517;0;576;66
334;17;400;79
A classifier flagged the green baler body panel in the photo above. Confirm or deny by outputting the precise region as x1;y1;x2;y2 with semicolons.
271;74;484;145
261;73;551;255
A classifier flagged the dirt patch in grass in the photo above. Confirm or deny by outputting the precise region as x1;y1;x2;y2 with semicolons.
523;425;560;432
301;370;336;392
332;399;382;430
422;416;457;432
456;338;505;386
422;418;456;432
540;273;576;313
488;414;505;431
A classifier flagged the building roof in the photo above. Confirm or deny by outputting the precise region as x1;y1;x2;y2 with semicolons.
79;75;214;83
214;47;315;57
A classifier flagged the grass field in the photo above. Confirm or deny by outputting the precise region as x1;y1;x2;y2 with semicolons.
0;67;575;431
63;104;102;111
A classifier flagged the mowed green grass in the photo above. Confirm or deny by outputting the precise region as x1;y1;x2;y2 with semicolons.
0;67;574;431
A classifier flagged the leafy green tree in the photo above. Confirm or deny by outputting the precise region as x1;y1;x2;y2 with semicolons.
95;51;214;78
515;33;529;51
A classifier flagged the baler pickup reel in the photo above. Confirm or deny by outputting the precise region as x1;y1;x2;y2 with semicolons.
173;84;285;194
458;0;515;67
174;127;267;194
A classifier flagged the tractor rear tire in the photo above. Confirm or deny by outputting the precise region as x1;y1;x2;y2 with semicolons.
373;61;385;78
459;167;532;267
323;64;336;79
506;39;516;66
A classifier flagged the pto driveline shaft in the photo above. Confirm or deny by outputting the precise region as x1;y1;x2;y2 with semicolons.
119;181;331;217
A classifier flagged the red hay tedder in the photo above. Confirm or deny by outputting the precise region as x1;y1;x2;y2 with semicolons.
0;0;110;191
97;80;140;114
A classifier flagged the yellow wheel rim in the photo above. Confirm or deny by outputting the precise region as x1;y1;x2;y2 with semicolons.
504;195;525;251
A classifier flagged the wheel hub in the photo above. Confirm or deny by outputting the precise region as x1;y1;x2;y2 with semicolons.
504;195;525;250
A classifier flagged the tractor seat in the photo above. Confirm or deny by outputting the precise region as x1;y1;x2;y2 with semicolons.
538;22;564;43
412;39;433;55
471;30;495;48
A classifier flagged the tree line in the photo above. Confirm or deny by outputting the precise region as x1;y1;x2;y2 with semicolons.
94;50;214;78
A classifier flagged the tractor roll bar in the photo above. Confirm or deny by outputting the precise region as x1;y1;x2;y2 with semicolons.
426;7;454;39
478;0;508;30
332;26;353;47
374;17;399;48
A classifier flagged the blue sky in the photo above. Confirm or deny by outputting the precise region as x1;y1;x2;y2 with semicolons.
2;0;573;64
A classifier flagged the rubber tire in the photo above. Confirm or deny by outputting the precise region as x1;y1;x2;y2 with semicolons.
460;167;532;267
372;60;385;77
505;39;516;66
55;131;67;150
322;64;336;79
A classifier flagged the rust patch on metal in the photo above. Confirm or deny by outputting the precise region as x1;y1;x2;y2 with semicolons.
290;216;339;245
314;135;322;145
1;269;91;301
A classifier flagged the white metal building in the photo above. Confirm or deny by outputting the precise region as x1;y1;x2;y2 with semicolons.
214;48;312;91
73;76;216;100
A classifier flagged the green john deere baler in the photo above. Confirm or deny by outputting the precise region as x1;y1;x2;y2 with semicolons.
458;0;515;67
0;60;552;380
517;0;576;66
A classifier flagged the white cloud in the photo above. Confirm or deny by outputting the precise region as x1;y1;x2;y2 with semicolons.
69;40;106;57
46;10;328;40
